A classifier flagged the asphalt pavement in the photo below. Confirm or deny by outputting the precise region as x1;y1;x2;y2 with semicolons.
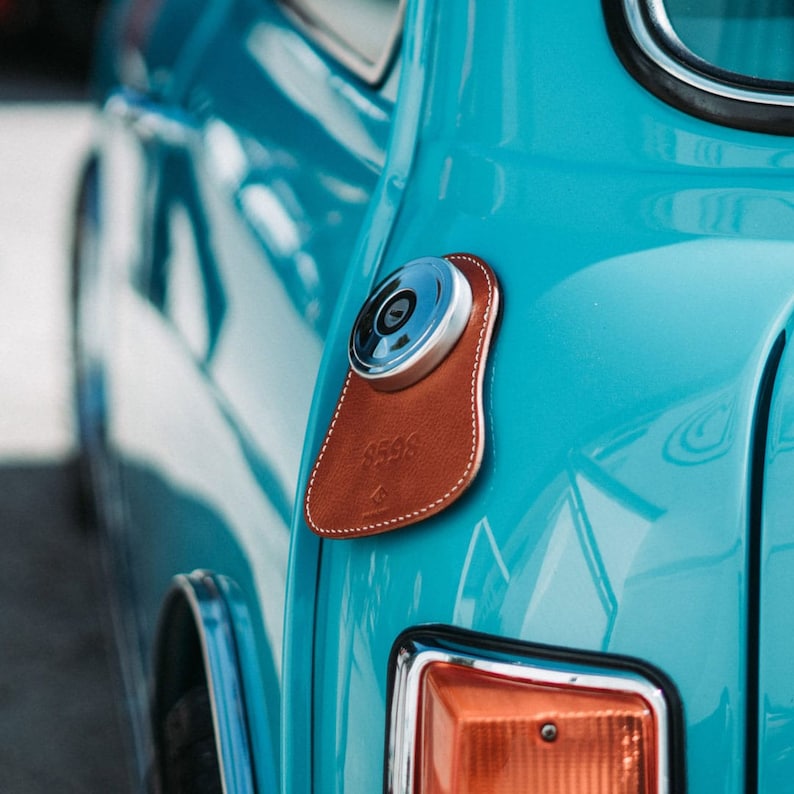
0;58;133;792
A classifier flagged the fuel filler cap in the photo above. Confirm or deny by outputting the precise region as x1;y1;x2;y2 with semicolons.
306;253;500;539
349;256;473;391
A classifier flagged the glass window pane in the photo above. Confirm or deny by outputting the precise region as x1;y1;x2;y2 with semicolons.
286;0;401;69
663;0;794;83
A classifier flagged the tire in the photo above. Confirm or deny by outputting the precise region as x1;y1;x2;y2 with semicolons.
160;686;223;794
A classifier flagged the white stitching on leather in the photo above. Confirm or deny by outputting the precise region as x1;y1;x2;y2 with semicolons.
304;370;352;532
305;254;493;536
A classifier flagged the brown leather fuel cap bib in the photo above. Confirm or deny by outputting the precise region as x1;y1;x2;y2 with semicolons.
304;253;500;538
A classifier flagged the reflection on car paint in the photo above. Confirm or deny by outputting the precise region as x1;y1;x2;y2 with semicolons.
149;146;227;361
78;0;794;790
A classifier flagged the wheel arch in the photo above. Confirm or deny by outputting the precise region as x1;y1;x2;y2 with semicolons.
152;571;263;794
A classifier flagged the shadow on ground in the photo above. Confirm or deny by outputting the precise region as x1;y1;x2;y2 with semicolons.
0;21;132;792
0;461;131;792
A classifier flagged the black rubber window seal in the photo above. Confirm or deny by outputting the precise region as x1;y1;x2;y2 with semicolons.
602;0;794;136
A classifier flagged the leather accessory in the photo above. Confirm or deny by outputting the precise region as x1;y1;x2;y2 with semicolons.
304;253;500;538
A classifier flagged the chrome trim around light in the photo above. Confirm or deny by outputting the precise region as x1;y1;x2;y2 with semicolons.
622;0;794;108
164;572;255;794
278;0;405;86
387;640;671;794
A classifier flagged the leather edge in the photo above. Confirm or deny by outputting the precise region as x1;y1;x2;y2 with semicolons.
304;253;499;538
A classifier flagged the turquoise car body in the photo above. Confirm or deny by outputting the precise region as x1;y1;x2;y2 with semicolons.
75;0;794;791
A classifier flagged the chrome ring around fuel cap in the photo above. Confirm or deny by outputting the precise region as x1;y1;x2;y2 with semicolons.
349;256;473;391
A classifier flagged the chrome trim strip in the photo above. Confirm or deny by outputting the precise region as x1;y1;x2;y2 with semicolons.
388;641;671;794
278;0;405;85
167;572;256;794
622;0;794;108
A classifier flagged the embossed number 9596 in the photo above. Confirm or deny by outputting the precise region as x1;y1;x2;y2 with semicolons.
362;433;418;469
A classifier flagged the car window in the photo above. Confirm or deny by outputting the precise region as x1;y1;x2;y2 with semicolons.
660;0;794;84
278;0;403;84
604;0;794;134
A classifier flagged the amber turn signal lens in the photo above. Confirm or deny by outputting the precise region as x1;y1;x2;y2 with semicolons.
416;662;658;794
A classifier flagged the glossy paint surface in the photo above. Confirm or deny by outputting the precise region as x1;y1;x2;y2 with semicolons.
85;0;794;792
90;0;393;787
305;1;794;793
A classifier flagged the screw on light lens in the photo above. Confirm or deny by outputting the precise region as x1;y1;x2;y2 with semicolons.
540;722;558;742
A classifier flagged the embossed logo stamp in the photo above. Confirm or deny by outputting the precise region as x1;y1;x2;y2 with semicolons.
370;485;388;505
361;432;418;470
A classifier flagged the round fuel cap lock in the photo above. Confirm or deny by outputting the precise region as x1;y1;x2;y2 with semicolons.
375;290;417;335
349;256;473;391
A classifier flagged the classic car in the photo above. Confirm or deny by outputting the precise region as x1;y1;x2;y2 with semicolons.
72;0;794;791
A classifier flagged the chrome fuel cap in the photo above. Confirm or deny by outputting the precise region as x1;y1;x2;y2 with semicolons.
349;256;473;391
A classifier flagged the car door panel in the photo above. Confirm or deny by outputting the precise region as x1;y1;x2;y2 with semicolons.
99;0;397;787
85;0;794;791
